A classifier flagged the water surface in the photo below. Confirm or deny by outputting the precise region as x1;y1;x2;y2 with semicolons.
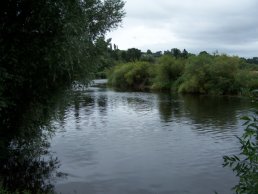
51;80;256;194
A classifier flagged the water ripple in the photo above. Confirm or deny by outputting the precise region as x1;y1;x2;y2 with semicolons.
51;82;256;194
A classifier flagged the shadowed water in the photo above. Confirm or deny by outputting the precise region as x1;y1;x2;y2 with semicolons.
51;80;257;194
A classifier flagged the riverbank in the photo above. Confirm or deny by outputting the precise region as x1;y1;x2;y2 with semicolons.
107;54;258;96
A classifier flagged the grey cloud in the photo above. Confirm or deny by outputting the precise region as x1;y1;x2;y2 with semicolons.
108;0;258;57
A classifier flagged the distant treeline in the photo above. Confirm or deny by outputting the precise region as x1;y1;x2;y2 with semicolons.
96;45;258;77
106;49;258;95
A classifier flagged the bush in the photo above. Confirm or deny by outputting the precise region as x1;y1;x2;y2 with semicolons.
178;54;213;93
108;61;152;90
151;55;185;90
236;70;258;95
179;55;242;95
206;55;240;94
107;54;258;95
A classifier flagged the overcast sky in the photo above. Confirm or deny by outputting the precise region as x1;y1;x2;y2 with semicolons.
107;0;258;57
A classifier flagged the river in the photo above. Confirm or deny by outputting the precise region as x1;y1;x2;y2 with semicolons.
45;80;255;194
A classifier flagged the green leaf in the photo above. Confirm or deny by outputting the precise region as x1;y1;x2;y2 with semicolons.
241;116;251;121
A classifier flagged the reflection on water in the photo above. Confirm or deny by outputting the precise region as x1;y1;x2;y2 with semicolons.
182;95;241;127
0;92;68;193
158;93;182;122
1;133;59;193
51;81;257;194
1;79;255;193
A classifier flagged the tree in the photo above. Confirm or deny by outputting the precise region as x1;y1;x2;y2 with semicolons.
124;48;142;62
153;51;162;57
181;49;189;58
120;50;127;61
199;51;210;56
164;50;171;55
0;1;125;191
247;57;258;65
146;49;152;54
171;48;181;59
114;44;118;50
0;0;125;118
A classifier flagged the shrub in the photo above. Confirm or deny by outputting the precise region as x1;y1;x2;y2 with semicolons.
236;70;258;95
179;55;242;95
151;55;185;90
178;54;213;93
208;55;240;94
108;62;152;90
107;54;258;95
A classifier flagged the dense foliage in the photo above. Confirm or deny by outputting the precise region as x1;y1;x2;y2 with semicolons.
0;0;124;192
151;55;185;90
178;54;241;94
108;61;151;90
0;0;125;126
108;53;258;95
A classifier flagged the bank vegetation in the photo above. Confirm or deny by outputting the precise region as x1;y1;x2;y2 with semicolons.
108;53;258;96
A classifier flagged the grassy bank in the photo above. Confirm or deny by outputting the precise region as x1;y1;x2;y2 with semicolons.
107;54;258;95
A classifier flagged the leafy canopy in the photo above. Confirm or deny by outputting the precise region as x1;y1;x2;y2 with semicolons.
0;0;125;110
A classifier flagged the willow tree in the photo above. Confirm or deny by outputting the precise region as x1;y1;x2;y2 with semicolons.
0;1;124;191
0;0;125;119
